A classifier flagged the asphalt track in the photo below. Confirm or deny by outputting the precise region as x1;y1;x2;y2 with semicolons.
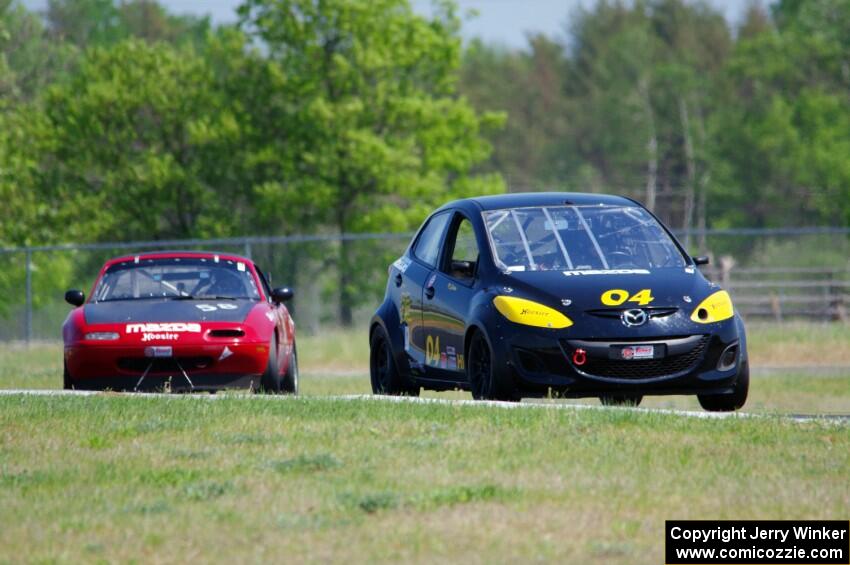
1;389;848;425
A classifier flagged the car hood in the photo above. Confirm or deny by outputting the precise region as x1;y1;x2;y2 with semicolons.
499;268;712;310
83;299;257;325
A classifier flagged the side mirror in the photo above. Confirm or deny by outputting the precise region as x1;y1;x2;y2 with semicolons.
65;289;85;307
450;260;475;280
692;256;710;266
271;287;294;303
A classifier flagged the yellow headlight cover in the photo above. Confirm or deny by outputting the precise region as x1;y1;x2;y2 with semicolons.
493;296;573;329
690;290;734;324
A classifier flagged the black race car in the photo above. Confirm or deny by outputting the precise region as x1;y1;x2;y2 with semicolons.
369;192;748;411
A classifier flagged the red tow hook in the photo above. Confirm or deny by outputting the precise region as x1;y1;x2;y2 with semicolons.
572;348;587;366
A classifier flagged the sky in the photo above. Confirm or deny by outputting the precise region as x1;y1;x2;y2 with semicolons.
22;0;752;48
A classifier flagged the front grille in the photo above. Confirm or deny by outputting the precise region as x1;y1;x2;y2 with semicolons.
118;356;214;374
562;335;710;380
585;307;679;319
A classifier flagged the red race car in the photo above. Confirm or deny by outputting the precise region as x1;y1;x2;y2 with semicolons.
62;251;298;394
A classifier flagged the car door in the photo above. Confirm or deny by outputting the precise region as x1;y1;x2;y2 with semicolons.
421;212;480;378
396;211;452;368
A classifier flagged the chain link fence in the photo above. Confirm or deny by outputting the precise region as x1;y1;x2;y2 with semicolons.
0;227;848;342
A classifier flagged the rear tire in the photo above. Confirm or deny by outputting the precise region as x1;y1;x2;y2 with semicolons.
370;326;418;396
281;344;299;395
599;395;643;407
467;330;516;402
698;361;749;412
260;337;282;394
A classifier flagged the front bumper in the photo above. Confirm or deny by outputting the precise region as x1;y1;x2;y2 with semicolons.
68;374;259;392
491;319;743;398
65;341;269;391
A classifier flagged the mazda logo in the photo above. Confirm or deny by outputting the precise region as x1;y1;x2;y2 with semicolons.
621;309;648;327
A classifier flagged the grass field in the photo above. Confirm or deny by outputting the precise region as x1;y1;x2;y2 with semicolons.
1;323;848;563
1;395;848;563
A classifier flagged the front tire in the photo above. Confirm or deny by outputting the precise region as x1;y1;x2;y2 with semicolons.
370;326;418;396
281;344;299;395
698;361;749;412
260;337;282;394
467;330;516;401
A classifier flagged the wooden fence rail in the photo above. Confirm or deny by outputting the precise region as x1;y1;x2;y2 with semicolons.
704;264;850;322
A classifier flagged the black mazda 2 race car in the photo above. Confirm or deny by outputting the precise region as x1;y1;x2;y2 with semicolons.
369;192;748;411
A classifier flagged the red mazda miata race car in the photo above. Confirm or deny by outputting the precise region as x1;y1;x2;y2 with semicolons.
62;251;298;393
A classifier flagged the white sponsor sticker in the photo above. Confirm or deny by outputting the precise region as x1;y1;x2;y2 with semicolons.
141;333;179;342
622;345;654;360
126;323;201;334
562;269;651;276
195;303;239;312
392;256;412;274
237;262;245;271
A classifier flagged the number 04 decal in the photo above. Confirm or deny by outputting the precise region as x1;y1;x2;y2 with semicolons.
601;289;654;307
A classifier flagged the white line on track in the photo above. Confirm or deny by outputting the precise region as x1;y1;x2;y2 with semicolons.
1;389;848;425
332;394;850;425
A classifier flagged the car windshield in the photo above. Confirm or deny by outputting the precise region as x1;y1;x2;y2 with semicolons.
483;205;686;272
93;257;261;302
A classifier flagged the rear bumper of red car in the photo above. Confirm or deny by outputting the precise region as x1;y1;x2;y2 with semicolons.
65;341;270;391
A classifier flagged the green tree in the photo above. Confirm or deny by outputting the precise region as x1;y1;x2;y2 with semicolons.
561;0;731;230
46;0;124;45
710;0;850;227
565;1;662;208
0;105;54;246
42;39;247;241
644;0;730;246
0;86;79;318
1;0;78;101
461;36;570;191
118;0;210;45
46;0;210;48
459;0;738;240
238;0;504;324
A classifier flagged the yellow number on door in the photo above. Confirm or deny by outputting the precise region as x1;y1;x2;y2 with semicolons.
426;335;440;366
